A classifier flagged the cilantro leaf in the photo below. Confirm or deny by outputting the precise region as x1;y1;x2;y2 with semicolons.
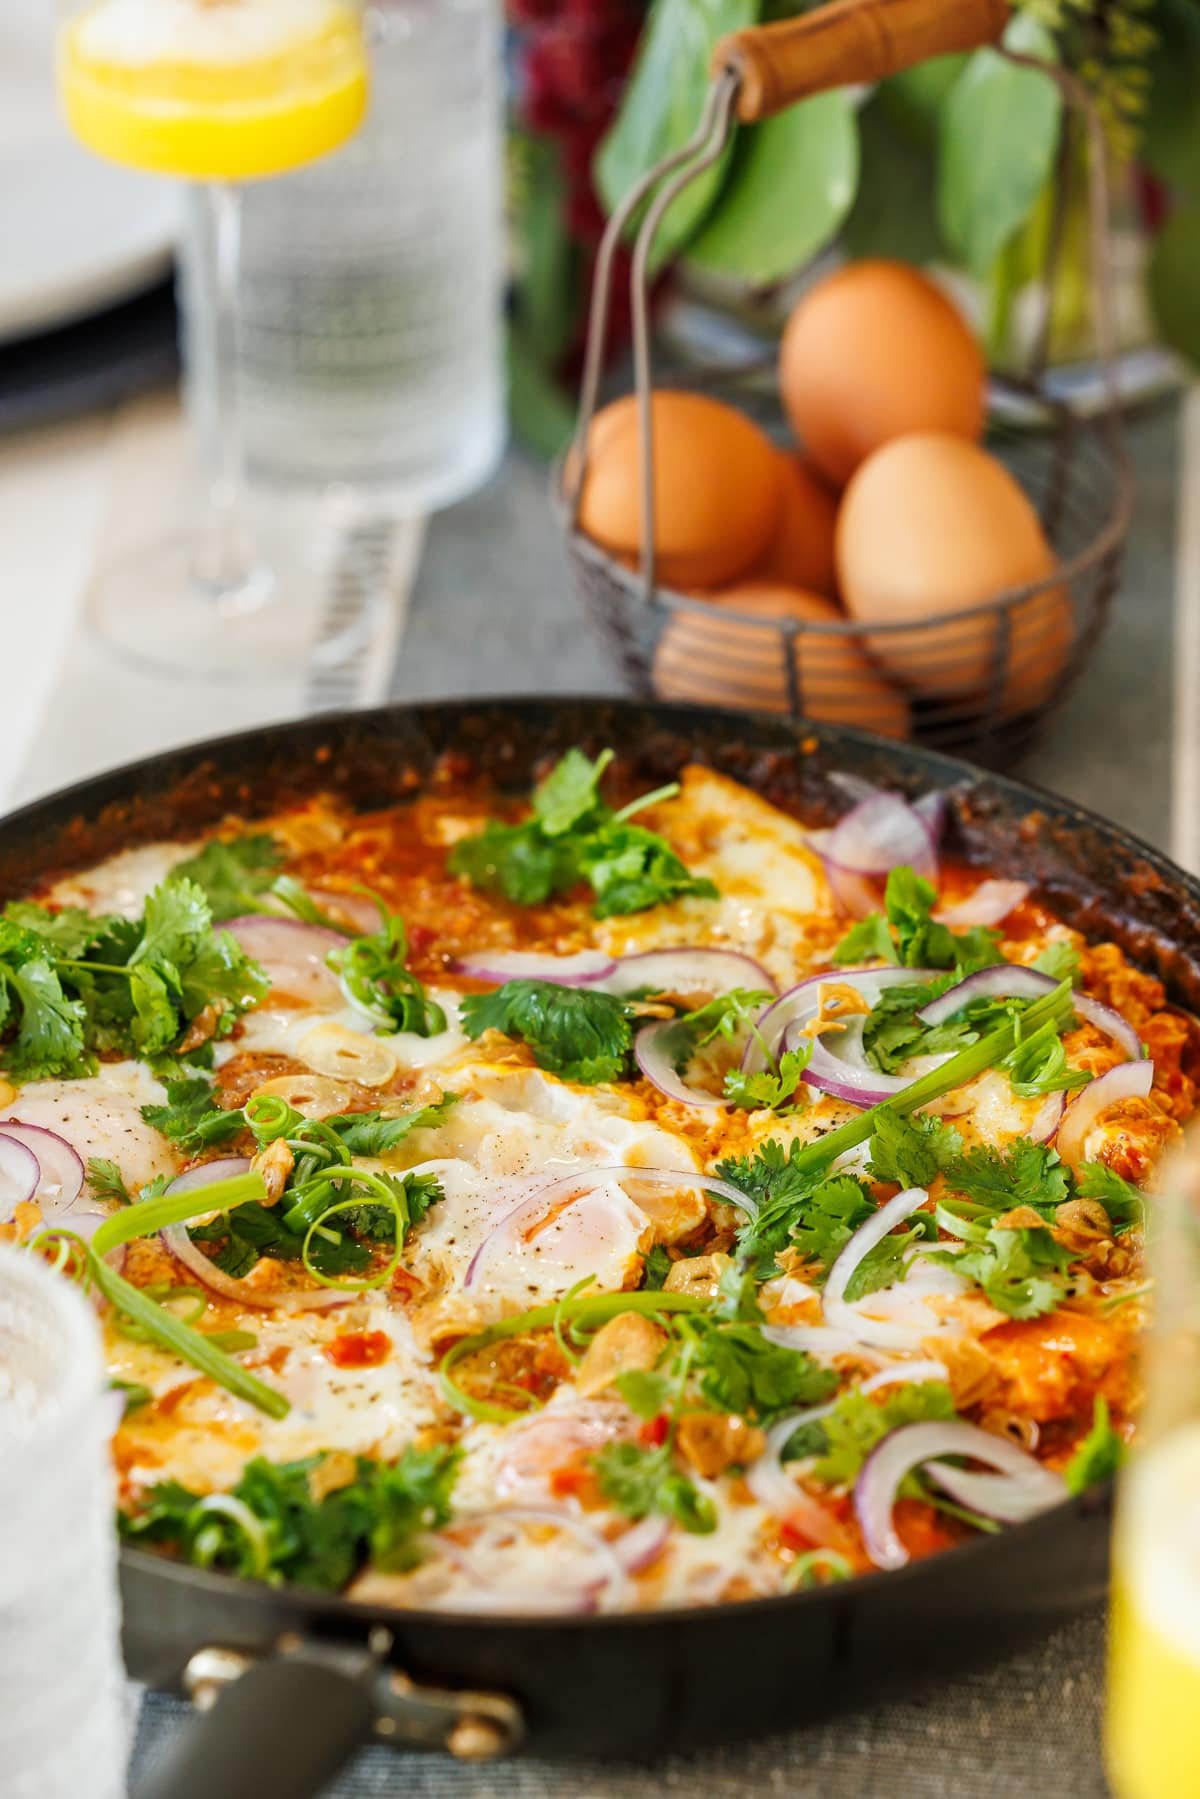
833;913;898;966
1032;941;1082;985
785;1381;957;1486
616;1368;674;1419
449;750;717;920
931;1225;1071;1319
170;835;283;921
691;1322;836;1421
1064;1397;1125;1494
641;1244;672;1291
3;902;111;958
718;1138;877;1278
120;1445;460;1590
459;979;635;1083
447;820;579;906
592;1441;716;1534
944;1137;1071;1220
867;1107;961;1189
86;1157;132;1206
142;1077;246;1153
1075;1161;1144;1234
324;1099;458;1157
724;1045;811;1113
833;866;1002;974
532;747;612;836
844;1223;930;1301
3;958;90;1079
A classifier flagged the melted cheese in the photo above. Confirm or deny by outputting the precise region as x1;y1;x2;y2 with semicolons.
46;842;197;920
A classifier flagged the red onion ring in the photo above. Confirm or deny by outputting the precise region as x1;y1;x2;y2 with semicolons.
436;1505;632;1611
452;949;617;986
612;1514;671;1574
823;1188;933;1351
0;1121;85;1216
816;792;939;919
601;947;777;1000
634;1019;727;1111
1056;1058;1155;1169
60;1208;127;1276
0;1134;41;1222
159;1158;350;1312
935;880;1031;928
223;915;344;1006
1028;1090;1066;1144
855;1421;1067;1569
743;967;947;1109
917;965;1144;1061
923;1457;1068;1524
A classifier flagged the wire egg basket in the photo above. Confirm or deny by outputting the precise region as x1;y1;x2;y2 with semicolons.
556;3;1134;766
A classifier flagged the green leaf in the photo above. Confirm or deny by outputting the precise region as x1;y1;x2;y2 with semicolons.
169;836;282;921
87;1157;132;1206
594;0;756;268
930;1224;1071;1319
687;91;858;284
578;821;717;918
642;1243;672;1291
1064;1397;1124;1495
1075;1162;1144;1234
880;56;968;142
944;1137;1070;1219
833;913;898;967
459;979;636;1084
511;129;575;361
788;1381;957;1487
4;959;90;1080
141;1077;246;1153
937;14;1062;277
532;748;611;837
723;1044;810;1113
691;1321;836;1420
592;1440;716;1534
1148;200;1200;368
843;92;945;266
867;1108;961;1190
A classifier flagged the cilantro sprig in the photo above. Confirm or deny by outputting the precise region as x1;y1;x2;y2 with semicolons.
0;879;268;1082
459;978;637;1083
120;1444;461;1588
448;749;718;918
834;866;1003;973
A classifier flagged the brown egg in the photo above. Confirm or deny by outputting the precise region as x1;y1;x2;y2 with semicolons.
576;391;784;589
755;453;839;597
653;581;911;740
836;432;1074;717
779;261;985;488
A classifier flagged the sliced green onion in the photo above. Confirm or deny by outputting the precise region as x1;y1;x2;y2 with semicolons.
439;1290;710;1423
300;1179;405;1292
204;1328;258;1354
87;1251;288;1419
788;982;1074;1181
784;1548;853;1590
187;1492;272;1578
92;1171;267;1258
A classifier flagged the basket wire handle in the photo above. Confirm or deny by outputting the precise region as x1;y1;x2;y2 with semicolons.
569;0;1131;612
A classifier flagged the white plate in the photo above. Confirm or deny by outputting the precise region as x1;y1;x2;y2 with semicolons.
0;12;180;345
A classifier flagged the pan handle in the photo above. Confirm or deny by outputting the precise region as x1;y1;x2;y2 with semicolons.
714;0;1009;121
130;1641;377;1799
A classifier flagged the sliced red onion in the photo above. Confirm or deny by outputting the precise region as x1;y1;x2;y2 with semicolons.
855;1421;1067;1569
913;791;947;838
1072;994;1144;1062
823;1188;932;1351
0;1122;84;1216
0;1134;41;1223
924;1457;1068;1524
1057;1058;1155;1169
612;1515;671;1573
762;1322;889;1364
818;794;938;920
223;915;344;1006
307;889;383;935
442;1505;631;1611
935;880;1031;928
160;1157;349;1312
1029;1091;1066;1143
601;948;776;1000
916;965;1055;1026
60;1209;127;1275
743;967;947;1109
917;966;1144;1062
634;1019;726;1111
463;1165;758;1291
452;949;617;986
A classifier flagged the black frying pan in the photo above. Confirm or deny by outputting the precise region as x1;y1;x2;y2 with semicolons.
6;698;1195;1797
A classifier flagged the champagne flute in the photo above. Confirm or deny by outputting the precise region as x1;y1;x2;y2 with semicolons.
56;0;369;680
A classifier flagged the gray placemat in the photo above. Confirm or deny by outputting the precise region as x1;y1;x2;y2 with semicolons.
131;1606;1109;1797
